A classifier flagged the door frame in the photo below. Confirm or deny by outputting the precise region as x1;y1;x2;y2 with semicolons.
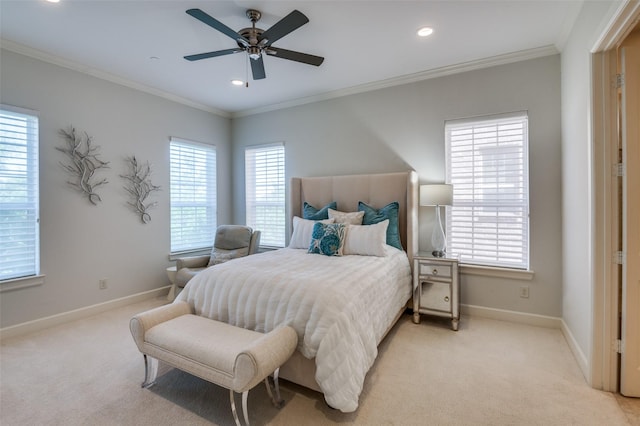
591;0;640;391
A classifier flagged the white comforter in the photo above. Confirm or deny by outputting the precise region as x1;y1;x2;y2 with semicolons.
176;246;411;412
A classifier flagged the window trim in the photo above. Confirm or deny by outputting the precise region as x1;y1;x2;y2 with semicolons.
245;142;286;248
0;274;45;293
460;263;534;280
169;137;217;256
0;104;41;283
445;111;530;270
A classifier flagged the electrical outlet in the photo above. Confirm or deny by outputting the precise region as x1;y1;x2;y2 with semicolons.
99;279;108;290
520;285;529;298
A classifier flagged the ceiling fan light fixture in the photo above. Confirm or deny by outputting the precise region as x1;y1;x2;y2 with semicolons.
248;46;261;60
417;27;434;37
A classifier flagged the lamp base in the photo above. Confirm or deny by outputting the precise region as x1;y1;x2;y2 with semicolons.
431;204;447;259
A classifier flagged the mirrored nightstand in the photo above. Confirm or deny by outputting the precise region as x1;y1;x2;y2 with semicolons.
412;253;460;331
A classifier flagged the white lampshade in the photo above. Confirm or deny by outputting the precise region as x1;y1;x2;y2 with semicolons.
420;184;453;206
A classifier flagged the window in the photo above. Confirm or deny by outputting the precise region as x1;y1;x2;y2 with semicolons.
0;105;40;281
169;138;216;254
245;143;285;247
445;112;529;269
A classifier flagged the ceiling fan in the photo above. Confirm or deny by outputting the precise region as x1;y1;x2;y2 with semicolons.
184;8;324;81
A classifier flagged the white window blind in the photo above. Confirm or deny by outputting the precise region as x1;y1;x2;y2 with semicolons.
169;138;216;254
245;143;285;247
0;105;40;281
445;112;529;269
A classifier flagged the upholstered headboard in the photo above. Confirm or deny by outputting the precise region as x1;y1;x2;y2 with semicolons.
289;171;419;267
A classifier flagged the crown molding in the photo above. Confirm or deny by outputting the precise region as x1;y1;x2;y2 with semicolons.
231;45;559;118
1;38;558;121
0;39;230;118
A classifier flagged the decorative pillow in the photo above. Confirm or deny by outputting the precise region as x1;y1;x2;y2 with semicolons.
303;201;337;220
207;247;249;267
343;220;389;257
308;222;346;256
328;208;365;225
358;201;402;250
289;216;335;249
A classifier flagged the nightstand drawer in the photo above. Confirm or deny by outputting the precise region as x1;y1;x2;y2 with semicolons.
418;263;452;278
420;281;451;312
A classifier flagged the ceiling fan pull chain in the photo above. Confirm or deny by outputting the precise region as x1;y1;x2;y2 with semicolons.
246;54;249;88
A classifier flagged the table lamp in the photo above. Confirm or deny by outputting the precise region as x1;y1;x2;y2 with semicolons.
420;184;453;257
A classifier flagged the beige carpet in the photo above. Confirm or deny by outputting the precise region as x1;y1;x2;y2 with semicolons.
1;297;638;426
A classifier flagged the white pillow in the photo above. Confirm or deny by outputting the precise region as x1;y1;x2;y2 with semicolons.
289;216;335;249
343;219;389;257
328;208;365;225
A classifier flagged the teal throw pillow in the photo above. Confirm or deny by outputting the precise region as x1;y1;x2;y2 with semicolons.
308;222;346;256
303;201;337;220
358;201;402;250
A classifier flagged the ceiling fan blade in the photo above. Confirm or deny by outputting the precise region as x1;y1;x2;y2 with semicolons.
184;48;244;61
250;55;266;80
266;47;324;66
259;10;309;46
186;8;249;46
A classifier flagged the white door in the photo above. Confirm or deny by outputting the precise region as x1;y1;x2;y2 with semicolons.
620;26;640;397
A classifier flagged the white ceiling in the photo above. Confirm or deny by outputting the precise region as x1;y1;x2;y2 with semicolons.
0;0;583;116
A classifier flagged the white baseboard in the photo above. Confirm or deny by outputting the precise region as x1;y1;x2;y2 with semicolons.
560;318;590;381
0;286;170;341
461;304;562;328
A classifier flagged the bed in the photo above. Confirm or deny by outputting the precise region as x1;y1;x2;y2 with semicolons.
176;171;419;412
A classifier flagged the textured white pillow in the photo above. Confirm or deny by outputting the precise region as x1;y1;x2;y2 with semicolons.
343;219;389;256
289;216;335;249
328;208;365;225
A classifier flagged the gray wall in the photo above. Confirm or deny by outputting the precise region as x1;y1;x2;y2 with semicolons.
232;55;563;317
0;46;567;326
0;49;231;327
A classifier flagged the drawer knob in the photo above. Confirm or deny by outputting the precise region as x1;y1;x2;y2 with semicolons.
433;269;438;275
444;296;450;302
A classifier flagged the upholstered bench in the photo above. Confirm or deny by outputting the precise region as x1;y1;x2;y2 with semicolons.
130;302;298;426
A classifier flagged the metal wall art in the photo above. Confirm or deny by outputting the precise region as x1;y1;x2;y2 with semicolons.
57;126;109;205
120;156;160;223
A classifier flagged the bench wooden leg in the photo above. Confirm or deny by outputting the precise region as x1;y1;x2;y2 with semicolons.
141;354;158;388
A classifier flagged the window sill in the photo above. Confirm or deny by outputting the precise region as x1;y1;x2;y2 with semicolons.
168;248;211;261
0;274;46;293
460;264;534;281
169;245;283;259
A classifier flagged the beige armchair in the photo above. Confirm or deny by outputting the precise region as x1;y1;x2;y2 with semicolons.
175;225;261;290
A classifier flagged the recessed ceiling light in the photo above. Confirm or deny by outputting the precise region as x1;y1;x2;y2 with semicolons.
231;80;244;86
417;27;434;37
45;0;60;3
